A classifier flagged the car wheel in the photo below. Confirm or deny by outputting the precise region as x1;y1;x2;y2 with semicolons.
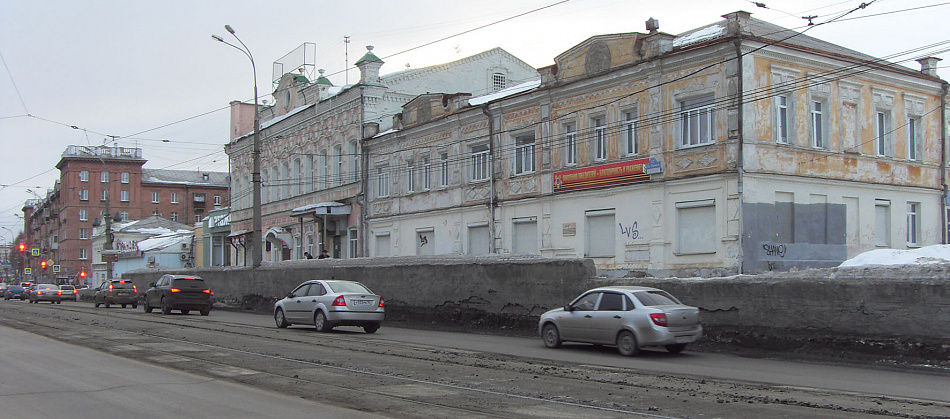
275;308;289;328
56;301;61;304
363;323;379;334
542;323;562;349
143;299;153;313
200;308;210;316
665;344;687;354
160;298;171;315
181;310;190;315
94;302;100;308
132;303;137;309
121;304;127;308
314;311;331;332
105;303;111;308
617;330;640;357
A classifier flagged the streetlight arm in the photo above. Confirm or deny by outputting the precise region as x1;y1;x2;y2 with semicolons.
211;35;253;64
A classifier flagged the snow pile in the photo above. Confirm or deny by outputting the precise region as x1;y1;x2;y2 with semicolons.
839;244;950;267
673;24;725;48
136;231;193;252
469;79;542;106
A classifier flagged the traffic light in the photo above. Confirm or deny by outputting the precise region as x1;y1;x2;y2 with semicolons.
40;261;48;270
79;270;87;279
18;243;26;252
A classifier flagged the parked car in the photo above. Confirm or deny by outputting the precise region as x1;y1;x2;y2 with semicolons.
274;279;384;334
143;275;213;316
538;286;702;356
58;285;78;301
29;284;62;304
4;285;26;300
93;280;138;308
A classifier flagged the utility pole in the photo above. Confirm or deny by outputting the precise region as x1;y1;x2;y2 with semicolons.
344;35;350;85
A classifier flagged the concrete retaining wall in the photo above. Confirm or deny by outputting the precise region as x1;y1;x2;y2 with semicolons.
121;257;950;361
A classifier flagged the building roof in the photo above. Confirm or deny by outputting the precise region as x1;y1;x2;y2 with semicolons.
141;169;229;187
114;215;194;234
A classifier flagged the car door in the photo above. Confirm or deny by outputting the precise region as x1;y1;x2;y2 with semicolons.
283;283;312;323
558;292;601;343
147;276;166;307
586;292;626;344
300;282;327;320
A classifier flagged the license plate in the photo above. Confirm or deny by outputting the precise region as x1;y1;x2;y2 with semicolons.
351;299;373;306
675;335;693;343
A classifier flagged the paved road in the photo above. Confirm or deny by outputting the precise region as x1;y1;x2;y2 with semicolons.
0;325;377;419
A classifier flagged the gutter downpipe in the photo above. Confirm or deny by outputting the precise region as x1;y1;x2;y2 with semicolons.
734;38;745;275
941;82;948;244
482;104;496;254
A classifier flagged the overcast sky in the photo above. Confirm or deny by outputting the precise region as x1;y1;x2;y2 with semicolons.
1;0;947;239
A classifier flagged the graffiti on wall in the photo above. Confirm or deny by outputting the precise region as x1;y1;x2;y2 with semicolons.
619;222;639;239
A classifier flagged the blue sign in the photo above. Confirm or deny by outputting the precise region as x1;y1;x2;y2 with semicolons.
645;157;663;175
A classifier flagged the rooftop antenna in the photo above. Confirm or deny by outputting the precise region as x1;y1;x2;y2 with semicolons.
344;35;350;85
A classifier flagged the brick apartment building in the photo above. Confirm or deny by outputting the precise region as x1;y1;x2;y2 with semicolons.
22;145;229;281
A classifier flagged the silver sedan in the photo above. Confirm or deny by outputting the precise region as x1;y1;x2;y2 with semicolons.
539;286;702;356
274;280;385;334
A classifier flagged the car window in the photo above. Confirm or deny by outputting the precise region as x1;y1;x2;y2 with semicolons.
572;292;600;311
111;282;134;289
306;283;326;297
292;284;311;298
325;281;372;294
635;291;681;306
623;295;636;310
597;293;624;311
61;286;75;290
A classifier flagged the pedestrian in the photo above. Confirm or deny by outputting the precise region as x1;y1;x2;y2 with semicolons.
319;249;329;259
303;252;313;259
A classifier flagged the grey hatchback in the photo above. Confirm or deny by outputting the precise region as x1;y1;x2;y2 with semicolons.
539;286;702;356
143;275;213;315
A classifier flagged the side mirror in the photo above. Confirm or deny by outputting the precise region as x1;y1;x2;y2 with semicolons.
285;292;295;299
149;283;156;288
563;304;574;312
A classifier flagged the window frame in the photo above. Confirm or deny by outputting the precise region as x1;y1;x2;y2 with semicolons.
80;189;89;201
907;117;921;161
592;117;607;161
513;134;536;175
811;100;825;149
120;172;130;184
470;144;490;182
776;95;790;144
100;171;109;183
120;190;129;202
79;171;89;182
679;95;716;148
170;192;178;204
406;158;415;193
376;166;390;198
564;123;577;166
151;192;159;203
875;111;890;157
622;110;639;156
439;152;450;187
906;202;920;246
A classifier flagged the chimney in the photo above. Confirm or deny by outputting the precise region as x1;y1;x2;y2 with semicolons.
916;57;942;77
355;46;384;85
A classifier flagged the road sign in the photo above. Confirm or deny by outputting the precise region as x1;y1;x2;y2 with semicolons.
101;253;119;262
31;248;40;257
52;265;61;273
24;268;32;275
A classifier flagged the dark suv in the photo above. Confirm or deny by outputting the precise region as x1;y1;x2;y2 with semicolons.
143;275;213;316
94;280;138;308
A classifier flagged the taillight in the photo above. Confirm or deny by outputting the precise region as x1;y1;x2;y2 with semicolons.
57;291;62;295
378;297;385;307
649;313;668;327
170;288;181;293
108;284;114;293
132;284;137;293
332;296;346;306
202;289;213;295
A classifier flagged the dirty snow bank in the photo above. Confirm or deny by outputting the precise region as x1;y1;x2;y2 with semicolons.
839;244;950;267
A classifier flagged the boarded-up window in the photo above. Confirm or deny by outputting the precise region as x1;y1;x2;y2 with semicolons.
512;219;538;255
676;200;716;254
875;200;890;247
468;225;489;255
585;210;615;257
375;234;391;257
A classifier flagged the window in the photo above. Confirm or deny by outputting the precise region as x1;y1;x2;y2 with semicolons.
195;214;201;224
907;202;919;245
120;210;128;221
335;146;344;186
416;228;434;256
622;111;638;156
908;117;920;161
375;233;391;257
467;224;490;255
213;195;221;205
194;193;206;203
350;142;360;183
79;228;88;240
376;166;390;198
514;135;536;175
471;144;489;181
598;293;624;311
319;150;329;189
875;111;890;157
811;101;825;149
592;117;607;161
875;200;891;247
282;162;291;198
422;157;431;190
440;152;449;187
152;192;159;203
79;248;88;260
120;190;129;202
171;192;178;204
348;228;358;258
676;200;716;254
492;72;506;92
512;218;538;255
121;172;129;184
776;95;790;144
170;212;179;222
100;190;108;201
79;189;88;201
585;210;615;257
294;158;302;195
79;209;88;221
406;159;415;193
564;123;577;166
100;171;109;183
152;210;160;216
79;171;89;182
680;95;715;147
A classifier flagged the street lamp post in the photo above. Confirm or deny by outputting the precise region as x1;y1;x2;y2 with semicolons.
213;25;262;268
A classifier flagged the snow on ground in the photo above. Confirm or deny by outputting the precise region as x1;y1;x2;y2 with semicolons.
839;244;950;267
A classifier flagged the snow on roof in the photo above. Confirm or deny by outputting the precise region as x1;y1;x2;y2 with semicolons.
137;231;193;253
839;244;950;267
469;79;541;106
260;103;314;131
673;23;726;48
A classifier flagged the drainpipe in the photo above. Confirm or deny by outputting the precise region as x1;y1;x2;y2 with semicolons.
359;86;369;257
481;104;496;254
734;39;745;275
941;82;948;244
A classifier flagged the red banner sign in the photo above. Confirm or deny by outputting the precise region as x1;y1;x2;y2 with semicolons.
553;158;652;192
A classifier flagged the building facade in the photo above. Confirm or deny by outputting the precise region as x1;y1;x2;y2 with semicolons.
363;11;948;276
226;46;539;265
22;145;229;280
